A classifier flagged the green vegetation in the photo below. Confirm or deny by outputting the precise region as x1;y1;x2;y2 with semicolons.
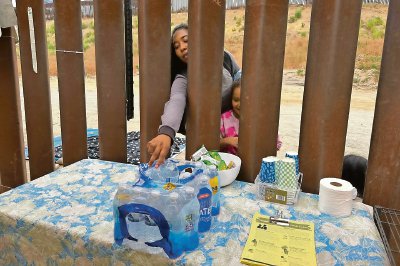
47;22;55;35
83;31;95;51
358;55;381;70
298;31;307;38
296;69;305;76
234;15;244;32
46;22;56;54
289;8;303;23
361;17;385;40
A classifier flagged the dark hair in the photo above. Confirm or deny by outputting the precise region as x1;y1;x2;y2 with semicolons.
341;154;368;197
171;23;188;84
228;78;241;109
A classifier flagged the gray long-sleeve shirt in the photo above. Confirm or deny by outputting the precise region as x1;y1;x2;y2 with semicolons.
159;52;240;140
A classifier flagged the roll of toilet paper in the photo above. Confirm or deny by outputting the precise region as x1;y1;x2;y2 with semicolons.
318;178;357;217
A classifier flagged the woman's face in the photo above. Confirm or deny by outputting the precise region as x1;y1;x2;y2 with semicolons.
232;86;241;118
173;28;188;63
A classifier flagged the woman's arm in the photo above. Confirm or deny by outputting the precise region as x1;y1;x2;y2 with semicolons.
148;75;187;167
158;74;187;138
225;50;241;77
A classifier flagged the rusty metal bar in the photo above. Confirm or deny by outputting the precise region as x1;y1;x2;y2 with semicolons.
94;0;127;162
299;0;362;193
237;0;289;182
138;0;171;163
185;0;226;159
0;28;27;187
364;0;400;209
54;0;87;166
16;0;55;180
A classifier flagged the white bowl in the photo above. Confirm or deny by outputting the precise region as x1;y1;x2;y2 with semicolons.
217;152;242;187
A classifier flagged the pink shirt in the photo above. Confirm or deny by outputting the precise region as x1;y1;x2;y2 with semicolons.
220;110;239;155
220;110;283;155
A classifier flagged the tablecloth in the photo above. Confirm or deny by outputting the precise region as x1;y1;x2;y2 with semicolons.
0;159;389;265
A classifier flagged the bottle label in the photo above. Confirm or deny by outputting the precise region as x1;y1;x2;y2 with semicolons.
184;214;194;232
163;182;176;191
198;188;212;223
209;176;219;195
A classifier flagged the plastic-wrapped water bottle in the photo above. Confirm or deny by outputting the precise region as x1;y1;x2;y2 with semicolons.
126;187;147;241
207;165;221;216
181;186;200;251
127;186;146;222
144;189;161;226
196;174;212;233
165;192;184;256
162;160;180;183
146;160;179;184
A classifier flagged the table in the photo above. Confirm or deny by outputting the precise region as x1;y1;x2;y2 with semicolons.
0;159;390;265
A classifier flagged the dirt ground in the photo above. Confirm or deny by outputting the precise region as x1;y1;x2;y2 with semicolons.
20;70;376;164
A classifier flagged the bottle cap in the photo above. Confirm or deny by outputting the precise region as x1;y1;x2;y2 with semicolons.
169;192;179;199
183;186;195;194
151;189;161;197
133;186;144;193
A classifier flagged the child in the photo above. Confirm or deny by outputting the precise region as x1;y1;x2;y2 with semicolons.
341;154;367;197
219;79;282;155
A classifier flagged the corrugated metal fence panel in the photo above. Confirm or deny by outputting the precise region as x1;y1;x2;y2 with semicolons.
171;0;188;12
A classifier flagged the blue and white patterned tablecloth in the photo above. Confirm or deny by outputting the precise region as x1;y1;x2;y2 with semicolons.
0;159;389;265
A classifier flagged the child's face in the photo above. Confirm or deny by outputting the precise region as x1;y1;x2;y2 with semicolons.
232;87;240;118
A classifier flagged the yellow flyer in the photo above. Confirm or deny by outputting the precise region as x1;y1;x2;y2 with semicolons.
240;212;317;266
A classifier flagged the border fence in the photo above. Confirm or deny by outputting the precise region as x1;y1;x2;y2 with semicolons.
44;0;390;20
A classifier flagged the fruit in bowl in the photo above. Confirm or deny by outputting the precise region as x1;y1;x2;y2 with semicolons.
217;152;242;187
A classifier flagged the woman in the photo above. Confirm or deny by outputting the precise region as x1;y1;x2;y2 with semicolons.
147;23;240;167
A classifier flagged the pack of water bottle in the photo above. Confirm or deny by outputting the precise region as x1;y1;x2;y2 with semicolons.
113;159;221;259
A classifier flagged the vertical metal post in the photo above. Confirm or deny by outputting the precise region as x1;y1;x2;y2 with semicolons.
138;0;171;163
238;0;289;182
186;0;226;159
54;0;88;166
16;0;55;179
364;0;400;209
94;0;127;162
0;28;27;187
299;0;362;193
125;0;134;121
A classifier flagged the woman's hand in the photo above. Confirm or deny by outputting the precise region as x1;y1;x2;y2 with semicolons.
220;137;239;149
147;134;172;168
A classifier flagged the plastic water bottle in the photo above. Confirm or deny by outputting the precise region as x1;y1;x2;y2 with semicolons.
126;187;147;241
160;160;180;183
165;192;184;256
197;174;212;233
181;186;200;251
145;189;161;226
128;186;146;222
207;165;221;216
